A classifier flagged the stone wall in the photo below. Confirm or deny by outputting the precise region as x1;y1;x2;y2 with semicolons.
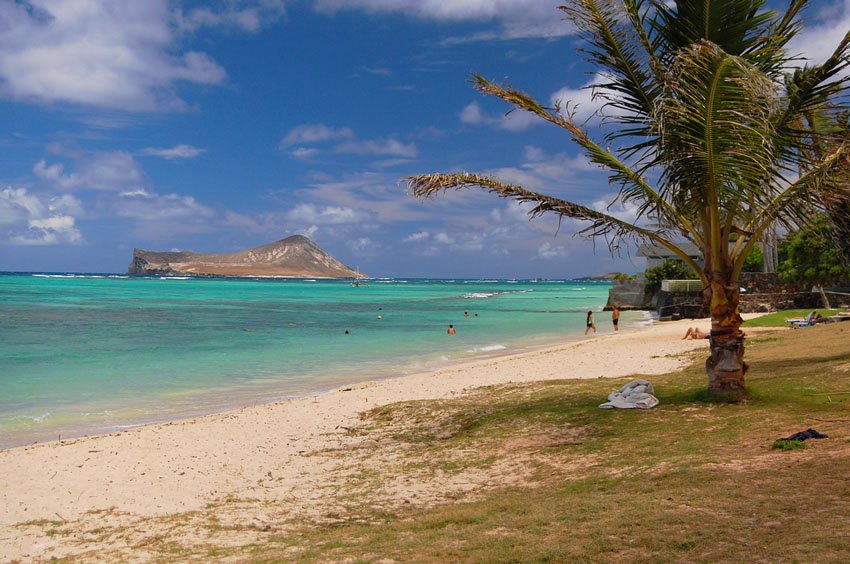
738;272;822;312
605;276;653;309
606;272;843;314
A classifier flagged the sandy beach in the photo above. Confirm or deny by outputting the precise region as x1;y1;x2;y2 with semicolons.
0;316;774;560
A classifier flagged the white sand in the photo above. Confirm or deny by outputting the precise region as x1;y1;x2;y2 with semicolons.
0;316;773;558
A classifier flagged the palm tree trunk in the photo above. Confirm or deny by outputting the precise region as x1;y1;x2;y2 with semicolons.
706;276;747;400
816;284;831;309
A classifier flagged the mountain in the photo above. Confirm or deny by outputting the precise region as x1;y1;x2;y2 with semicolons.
127;235;363;278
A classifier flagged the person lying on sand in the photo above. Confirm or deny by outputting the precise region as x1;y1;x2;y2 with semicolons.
682;327;709;340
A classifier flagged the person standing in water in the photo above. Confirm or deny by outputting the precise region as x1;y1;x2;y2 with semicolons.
612;306;620;332
447;324;456;335
585;310;596;335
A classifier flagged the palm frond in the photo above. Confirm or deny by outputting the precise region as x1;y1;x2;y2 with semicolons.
731;141;850;277
656;0;776;58
558;0;659;137
406;171;706;280
471;75;704;247
655;41;779;268
776;28;850;136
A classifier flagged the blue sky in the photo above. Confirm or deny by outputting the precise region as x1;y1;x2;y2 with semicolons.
0;0;847;277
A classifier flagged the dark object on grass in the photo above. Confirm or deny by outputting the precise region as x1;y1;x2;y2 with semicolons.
779;428;829;442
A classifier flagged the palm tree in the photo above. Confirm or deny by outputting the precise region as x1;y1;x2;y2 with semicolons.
808;112;850;271
407;0;850;399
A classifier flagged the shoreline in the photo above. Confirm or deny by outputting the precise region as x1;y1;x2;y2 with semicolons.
0;315;774;559
1;311;644;451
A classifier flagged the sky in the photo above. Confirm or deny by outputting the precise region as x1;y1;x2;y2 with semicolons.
0;0;847;278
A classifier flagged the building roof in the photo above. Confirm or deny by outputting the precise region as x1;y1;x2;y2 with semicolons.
636;242;702;258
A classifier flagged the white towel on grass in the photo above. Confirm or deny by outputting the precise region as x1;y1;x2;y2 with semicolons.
598;379;659;409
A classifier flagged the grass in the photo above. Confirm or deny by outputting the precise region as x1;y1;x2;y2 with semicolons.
742;308;839;327
772;439;807;451
256;323;850;562
29;323;850;561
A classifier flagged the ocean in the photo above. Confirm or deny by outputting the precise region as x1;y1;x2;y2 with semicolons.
0;274;620;449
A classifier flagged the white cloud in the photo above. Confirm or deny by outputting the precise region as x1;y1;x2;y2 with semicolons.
460;101;539;132
33;160;83;191
282;123;417;158
550;73;623;123
362;67;392;77
13;215;83;246
789;1;850;66
402;231;430;243
592;198;641;223
34;152;145;192
114;190;215;221
335;138;417;157
0;187;44;223
347;236;379;255
286;203;372;225
488;146;597;200
291;147;321;159
460;74;616;134
175;1;286;33
47;194;84;216
313;0;569;42
0;0;227;111
536;241;567;260
0;186;83;245
300;225;319;238
280;124;354;147
141;144;206;160
434;232;456;244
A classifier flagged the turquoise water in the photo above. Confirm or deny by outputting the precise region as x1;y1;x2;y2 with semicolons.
0;274;615;449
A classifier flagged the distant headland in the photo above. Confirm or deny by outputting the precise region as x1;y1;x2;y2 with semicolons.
127;235;362;278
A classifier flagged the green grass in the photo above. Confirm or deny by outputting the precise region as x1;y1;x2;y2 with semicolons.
743;308;839;327
772;439;807;450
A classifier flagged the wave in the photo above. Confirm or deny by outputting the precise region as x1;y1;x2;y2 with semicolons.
13;412;51;423
468;345;508;353
32;273;112;279
158;276;191;280
463;292;498;299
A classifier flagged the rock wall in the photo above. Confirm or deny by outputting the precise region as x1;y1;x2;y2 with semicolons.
606;272;843;314
605;276;653;309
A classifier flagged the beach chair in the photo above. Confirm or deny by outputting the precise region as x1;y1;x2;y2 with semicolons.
785;311;816;328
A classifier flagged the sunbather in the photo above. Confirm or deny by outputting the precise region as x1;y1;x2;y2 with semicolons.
682;327;709;340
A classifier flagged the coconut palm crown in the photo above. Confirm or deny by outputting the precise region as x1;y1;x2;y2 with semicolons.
407;0;850;398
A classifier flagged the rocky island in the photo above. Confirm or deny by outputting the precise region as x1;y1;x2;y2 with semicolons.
128;235;362;278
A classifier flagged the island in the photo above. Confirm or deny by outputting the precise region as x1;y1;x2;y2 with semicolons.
127;235;363;278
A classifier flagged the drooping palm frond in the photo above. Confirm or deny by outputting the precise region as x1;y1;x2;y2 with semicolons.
470;75;704;247
406;172;706;279
775;28;850;140
731;140;850;277
558;0;660;146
